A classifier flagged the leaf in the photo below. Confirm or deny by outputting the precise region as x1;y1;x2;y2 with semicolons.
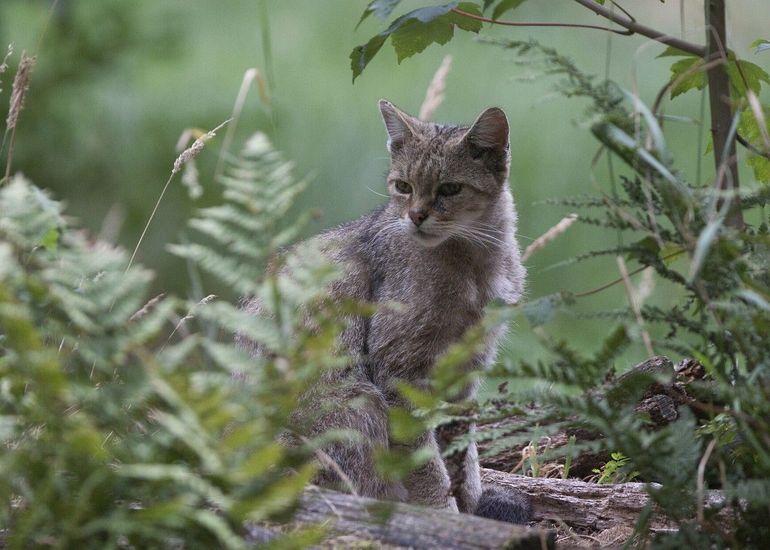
523;292;571;327
40;226;59;252
751;38;770;54
738;106;770;184
350;2;482;81
662;46;770;99
390;3;483;63
491;0;528;20
727;59;770;97
659;242;685;265
668;57;706;98
688;217;723;283
657;46;695;58
357;0;404;28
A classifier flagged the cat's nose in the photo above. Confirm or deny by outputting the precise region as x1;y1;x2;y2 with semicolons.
408;207;429;226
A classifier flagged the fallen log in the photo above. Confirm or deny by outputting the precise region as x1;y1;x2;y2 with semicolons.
479;356;707;477
288;486;556;550
481;468;731;534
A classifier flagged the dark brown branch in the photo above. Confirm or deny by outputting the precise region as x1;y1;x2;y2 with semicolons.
572;0;706;57
450;8;633;36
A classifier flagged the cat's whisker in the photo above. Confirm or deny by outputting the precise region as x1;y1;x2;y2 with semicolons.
442;223;493;251
366;186;389;198
451;224;509;248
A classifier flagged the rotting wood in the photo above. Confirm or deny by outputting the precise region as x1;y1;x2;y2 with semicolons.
481;468;732;534
290;486;556;550
479;356;708;477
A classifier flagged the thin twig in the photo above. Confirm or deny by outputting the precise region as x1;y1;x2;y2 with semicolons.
574;249;685;299
736;132;770;160
450;7;633;35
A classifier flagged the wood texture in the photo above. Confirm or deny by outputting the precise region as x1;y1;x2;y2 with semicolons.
481;469;731;533
291;486;555;550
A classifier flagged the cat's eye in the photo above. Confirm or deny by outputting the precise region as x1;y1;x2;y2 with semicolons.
394;180;412;194
437;182;462;197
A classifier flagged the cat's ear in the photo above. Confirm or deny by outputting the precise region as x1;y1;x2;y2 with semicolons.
463;107;509;154
379;99;418;153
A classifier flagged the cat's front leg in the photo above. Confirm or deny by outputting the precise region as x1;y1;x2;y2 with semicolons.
436;421;482;513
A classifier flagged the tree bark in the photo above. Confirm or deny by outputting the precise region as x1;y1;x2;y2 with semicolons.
481;469;733;534
288;486;555;550
704;0;743;228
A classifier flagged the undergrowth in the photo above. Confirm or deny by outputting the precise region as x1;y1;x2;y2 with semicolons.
0;135;342;549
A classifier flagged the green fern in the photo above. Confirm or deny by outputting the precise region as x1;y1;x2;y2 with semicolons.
0;133;341;548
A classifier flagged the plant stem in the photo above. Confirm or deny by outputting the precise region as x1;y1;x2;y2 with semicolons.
572;0;706;56
704;0;743;228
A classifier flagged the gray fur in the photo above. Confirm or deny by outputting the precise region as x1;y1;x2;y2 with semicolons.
244;100;525;515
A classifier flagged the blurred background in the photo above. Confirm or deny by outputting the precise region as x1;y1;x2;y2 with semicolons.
1;0;767;373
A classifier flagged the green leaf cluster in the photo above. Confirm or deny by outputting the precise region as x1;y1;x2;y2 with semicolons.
469;40;770;547
350;2;483;82
0;134;344;548
661;46;770;184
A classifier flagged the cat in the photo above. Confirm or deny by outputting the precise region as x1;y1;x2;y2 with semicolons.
241;99;528;522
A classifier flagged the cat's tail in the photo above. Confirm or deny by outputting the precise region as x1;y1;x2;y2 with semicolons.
474;486;532;525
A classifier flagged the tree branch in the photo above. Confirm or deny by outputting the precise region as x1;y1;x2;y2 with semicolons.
572;0;706;57
450;8;632;36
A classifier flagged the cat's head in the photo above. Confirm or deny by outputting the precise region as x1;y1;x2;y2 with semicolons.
379;100;511;248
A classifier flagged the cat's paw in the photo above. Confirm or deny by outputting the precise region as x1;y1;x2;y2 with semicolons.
474;486;532;525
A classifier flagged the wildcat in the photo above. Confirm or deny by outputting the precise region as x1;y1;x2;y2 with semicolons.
241;100;528;522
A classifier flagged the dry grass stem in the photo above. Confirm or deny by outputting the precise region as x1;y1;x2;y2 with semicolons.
299;435;360;499
636;266;655;304
522;213;578;262
172;118;230;175
418;55;452;122
0;43;12;77
126;119;229;272
215;68;269;180
130;294;166;322
616;255;655;358
166;294;216;343
696;438;717;525
6;50;35;131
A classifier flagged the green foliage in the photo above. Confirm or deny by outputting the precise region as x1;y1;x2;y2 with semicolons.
0;134;342;548
486;0;529;20
350;2;482;81
660;46;770;184
592;452;639;484
752;38;770;54
468;40;770;546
